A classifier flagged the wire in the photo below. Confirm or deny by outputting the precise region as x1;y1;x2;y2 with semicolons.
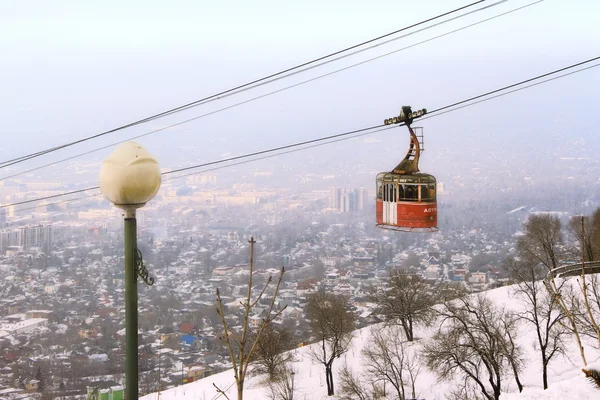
0;0;536;182
0;125;383;209
421;63;600;120
163;126;397;182
0;1;485;170
2;54;597;211
162;125;383;176
127;0;506;118
6;193;103;215
428;56;600;114
6;127;396;216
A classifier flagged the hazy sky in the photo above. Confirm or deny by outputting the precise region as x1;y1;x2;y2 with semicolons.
1;0;599;182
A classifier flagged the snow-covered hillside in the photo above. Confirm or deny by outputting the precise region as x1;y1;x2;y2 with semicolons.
141;285;600;400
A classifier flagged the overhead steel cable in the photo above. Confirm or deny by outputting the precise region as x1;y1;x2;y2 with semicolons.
2;54;597;211
0;124;384;209
161;125;384;176
427;55;600;114
420;62;600;120
6;126;399;216
6;194;104;215
0;1;485;170
0;0;538;182
114;0;505;118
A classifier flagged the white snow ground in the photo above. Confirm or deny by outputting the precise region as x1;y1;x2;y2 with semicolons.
141;284;600;400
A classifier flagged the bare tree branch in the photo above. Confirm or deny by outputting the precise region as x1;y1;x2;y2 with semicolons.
213;382;232;400
215;238;286;400
306;290;355;396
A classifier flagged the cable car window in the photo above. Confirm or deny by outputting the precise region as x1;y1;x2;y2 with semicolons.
420;183;436;201
400;184;418;202
376;180;383;200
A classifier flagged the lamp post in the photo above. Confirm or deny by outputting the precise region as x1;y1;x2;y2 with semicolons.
100;142;161;400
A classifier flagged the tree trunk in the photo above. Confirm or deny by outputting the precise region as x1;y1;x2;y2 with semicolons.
325;365;334;396
237;380;244;400
512;364;523;393
493;379;501;400
542;359;548;390
401;318;413;341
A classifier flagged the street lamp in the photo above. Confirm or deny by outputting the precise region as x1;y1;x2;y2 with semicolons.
100;142;161;400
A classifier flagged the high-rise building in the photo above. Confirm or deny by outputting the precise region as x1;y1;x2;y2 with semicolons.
341;192;354;213
0;209;6;229
355;188;368;210
329;187;342;209
0;223;53;252
329;188;368;213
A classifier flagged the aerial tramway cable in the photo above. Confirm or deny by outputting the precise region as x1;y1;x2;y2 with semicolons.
5;125;399;215
2;54;598;213
0;1;486;170
0;0;538;182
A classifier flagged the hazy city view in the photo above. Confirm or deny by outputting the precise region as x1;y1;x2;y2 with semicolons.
1;1;600;399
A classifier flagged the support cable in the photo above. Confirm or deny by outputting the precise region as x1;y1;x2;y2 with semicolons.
0;1;486;169
0;0;539;180
2;55;597;211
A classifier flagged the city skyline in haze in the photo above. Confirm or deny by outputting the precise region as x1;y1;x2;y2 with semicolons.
0;0;599;193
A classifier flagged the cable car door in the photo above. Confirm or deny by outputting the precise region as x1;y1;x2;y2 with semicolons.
382;183;397;225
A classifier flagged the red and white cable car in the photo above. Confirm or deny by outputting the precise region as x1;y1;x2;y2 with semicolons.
376;106;438;232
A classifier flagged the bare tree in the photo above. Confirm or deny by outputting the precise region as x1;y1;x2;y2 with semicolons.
362;325;421;400
576;274;600;344
572;216;600;351
338;364;384;400
250;324;294;381
368;271;436;341
517;214;564;273
591;208;600;259
423;294;523;400
215;237;286;400
544;216;600;367
506;257;568;389
306;290;355;396
565;208;600;261
500;311;524;393
547;277;589;366
268;365;296;400
515;213;591;366
569;215;595;261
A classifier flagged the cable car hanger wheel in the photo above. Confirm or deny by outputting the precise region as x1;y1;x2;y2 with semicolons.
376;106;438;233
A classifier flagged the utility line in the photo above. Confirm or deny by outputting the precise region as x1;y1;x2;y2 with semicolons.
0;0;537;182
2;55;597;211
119;0;505;119
9;58;599;215
0;1;484;170
5;126;397;216
161;125;383;176
162;126;397;182
428;56;600;114
5;194;104;215
1;124;384;209
420;63;600;120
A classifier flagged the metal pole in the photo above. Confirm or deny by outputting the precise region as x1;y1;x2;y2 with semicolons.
124;211;138;400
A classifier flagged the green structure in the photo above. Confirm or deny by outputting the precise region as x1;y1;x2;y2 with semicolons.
86;386;124;400
110;386;124;400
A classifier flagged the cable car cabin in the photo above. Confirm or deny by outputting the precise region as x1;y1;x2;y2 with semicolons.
376;173;437;231
376;105;438;232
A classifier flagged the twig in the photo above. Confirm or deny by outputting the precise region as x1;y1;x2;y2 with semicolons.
212;382;232;400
